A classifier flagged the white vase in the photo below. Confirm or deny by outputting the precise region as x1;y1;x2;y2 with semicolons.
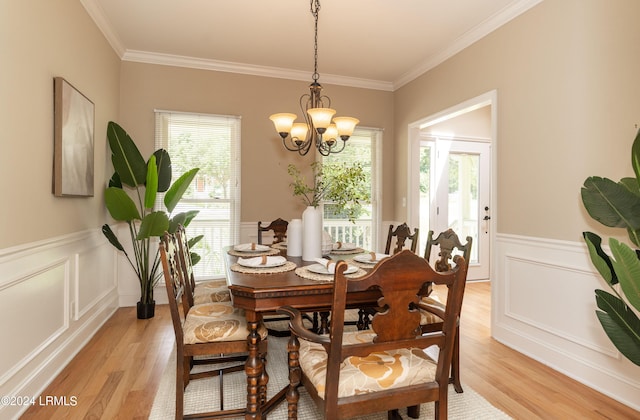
302;206;322;261
287;218;302;257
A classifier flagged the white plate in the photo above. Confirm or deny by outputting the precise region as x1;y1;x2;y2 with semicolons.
353;254;389;264
333;242;357;251
306;263;358;275
234;243;271;252
237;256;287;268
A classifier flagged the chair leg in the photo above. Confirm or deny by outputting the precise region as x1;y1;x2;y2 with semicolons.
407;404;420;418
286;335;301;419
451;328;463;393
176;349;185;419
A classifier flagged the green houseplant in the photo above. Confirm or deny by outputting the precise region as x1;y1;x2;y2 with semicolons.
581;129;640;366
288;161;370;222
102;121;200;319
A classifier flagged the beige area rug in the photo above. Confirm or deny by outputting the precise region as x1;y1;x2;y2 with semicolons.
149;333;511;420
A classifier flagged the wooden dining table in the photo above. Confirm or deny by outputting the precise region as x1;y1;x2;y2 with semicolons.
223;246;380;420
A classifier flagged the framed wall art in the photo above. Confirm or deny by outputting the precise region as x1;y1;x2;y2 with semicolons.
53;77;95;197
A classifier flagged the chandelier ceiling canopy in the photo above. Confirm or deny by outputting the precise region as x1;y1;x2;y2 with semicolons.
269;0;359;156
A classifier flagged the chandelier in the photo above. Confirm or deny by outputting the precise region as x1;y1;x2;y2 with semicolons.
269;0;359;156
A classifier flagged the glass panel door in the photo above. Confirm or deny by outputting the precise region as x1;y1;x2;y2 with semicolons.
419;139;490;280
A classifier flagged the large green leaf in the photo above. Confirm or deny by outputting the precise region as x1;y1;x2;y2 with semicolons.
610;238;640;312
631;128;640;188
107;121;147;188
169;210;200;232
188;234;204;249
144;155;158;209
583;232;616;286
104;187;141;221
108;172;122;188
164;168;199;213
595;289;640;366
136;211;170;239
153;149;172;192
581;176;640;233
101;224;125;252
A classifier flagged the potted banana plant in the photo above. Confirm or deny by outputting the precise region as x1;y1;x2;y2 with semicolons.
101;121;200;319
581;129;640;366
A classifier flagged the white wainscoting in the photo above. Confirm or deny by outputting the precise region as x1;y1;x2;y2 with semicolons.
493;233;640;411
0;229;118;419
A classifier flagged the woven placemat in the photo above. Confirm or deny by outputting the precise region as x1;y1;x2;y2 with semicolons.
271;242;287;250
230;261;297;274
295;266;367;282
227;248;280;257
330;247;365;255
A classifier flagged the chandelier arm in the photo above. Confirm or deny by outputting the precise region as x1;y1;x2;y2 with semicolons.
270;0;357;157
281;136;312;155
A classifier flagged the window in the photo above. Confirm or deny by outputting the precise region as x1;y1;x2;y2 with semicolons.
155;111;241;279
321;127;382;251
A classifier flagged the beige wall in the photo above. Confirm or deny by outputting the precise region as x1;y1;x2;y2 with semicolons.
118;62;395;223
394;0;640;242
0;0;120;249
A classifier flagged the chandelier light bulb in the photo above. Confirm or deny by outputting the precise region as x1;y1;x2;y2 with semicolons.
307;108;336;133
269;113;297;137
333;117;360;139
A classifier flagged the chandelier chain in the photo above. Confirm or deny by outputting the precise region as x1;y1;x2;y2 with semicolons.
311;0;320;82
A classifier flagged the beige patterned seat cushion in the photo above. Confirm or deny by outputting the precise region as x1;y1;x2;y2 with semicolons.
183;302;267;344
299;330;436;399
419;296;445;325
194;279;231;304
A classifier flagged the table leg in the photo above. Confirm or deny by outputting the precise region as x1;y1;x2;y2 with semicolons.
317;311;330;335
245;312;263;420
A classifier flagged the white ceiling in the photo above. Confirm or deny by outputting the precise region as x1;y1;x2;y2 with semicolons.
82;0;541;91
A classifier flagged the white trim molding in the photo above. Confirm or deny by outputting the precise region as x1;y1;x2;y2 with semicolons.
493;233;640;411
0;229;118;419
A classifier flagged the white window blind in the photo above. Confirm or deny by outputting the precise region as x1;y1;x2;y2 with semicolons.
321;127;382;251
155;111;241;278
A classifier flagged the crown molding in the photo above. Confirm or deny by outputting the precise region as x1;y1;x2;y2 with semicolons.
83;0;542;92
121;50;394;92
392;0;544;90
80;0;125;57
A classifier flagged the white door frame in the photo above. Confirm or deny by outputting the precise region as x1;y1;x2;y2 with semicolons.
407;90;498;280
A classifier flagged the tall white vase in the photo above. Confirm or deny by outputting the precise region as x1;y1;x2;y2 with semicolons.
287;218;302;257
302;206;322;261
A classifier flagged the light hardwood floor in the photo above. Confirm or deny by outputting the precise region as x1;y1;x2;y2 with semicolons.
21;282;639;419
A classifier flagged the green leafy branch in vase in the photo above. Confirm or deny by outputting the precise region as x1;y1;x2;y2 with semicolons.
288;161;370;223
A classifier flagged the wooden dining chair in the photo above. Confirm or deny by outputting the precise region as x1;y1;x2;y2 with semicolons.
160;232;268;419
278;250;467;420
419;228;472;394
257;218;289;245
384;222;419;254
175;225;231;306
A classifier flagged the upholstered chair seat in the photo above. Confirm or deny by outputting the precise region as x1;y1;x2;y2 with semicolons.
183;302;267;344
298;330;438;399
192;279;231;304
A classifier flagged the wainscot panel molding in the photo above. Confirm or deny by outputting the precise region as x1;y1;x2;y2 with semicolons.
493;233;640;411
0;229;118;419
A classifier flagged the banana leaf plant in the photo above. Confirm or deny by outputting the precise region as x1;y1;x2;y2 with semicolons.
101;121;201;310
581;129;640;366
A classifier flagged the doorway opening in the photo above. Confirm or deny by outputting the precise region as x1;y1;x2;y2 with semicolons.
408;90;497;281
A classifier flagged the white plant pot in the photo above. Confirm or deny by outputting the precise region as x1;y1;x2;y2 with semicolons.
287;218;302;257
